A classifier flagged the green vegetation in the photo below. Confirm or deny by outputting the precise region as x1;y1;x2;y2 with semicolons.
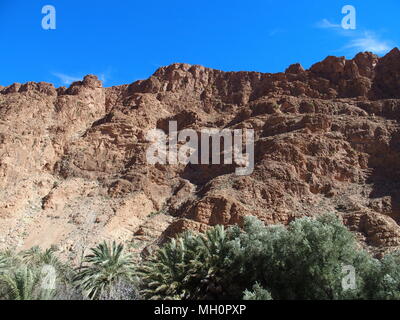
73;241;138;300
0;243;138;300
0;246;74;300
243;283;273;300
139;214;400;300
1;214;400;300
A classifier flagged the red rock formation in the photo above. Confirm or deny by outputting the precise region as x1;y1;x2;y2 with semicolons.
2;49;400;257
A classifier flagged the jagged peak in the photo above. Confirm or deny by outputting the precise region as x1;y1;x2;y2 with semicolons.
381;47;400;59
0;81;56;96
1;48;399;99
285;63;305;74
152;63;213;79
68;74;102;89
63;74;103;95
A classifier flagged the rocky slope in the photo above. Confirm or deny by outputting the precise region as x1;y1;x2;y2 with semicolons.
2;48;400;259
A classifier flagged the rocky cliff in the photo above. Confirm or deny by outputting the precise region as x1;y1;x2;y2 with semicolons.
2;48;400;259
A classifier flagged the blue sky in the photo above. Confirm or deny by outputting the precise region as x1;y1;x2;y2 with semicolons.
0;0;398;87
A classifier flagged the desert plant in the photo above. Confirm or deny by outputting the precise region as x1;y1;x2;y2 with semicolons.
73;241;135;299
0;250;23;270
22;246;58;265
0;256;7;275
21;246;71;276
139;226;236;299
139;232;198;300
0;246;75;300
0;266;55;300
184;225;235;299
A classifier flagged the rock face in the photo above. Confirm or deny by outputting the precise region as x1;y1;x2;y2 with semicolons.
2;49;400;258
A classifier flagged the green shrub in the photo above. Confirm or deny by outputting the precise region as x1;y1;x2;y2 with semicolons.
243;283;273;300
361;251;400;299
229;214;373;299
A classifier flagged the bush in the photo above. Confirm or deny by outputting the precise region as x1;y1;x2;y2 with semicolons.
227;214;376;299
243;283;273;300
361;251;400;299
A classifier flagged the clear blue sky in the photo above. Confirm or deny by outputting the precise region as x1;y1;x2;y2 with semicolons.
0;0;398;87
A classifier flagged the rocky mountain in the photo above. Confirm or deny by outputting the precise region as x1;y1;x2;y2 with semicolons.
2;48;400;259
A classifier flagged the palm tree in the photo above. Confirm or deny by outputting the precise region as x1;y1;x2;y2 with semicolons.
73;241;135;299
0;247;78;300
0;266;54;300
22;246;57;265
0;255;8;275
21;246;69;276
139;233;197;300
139;227;232;300
0;250;22;271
